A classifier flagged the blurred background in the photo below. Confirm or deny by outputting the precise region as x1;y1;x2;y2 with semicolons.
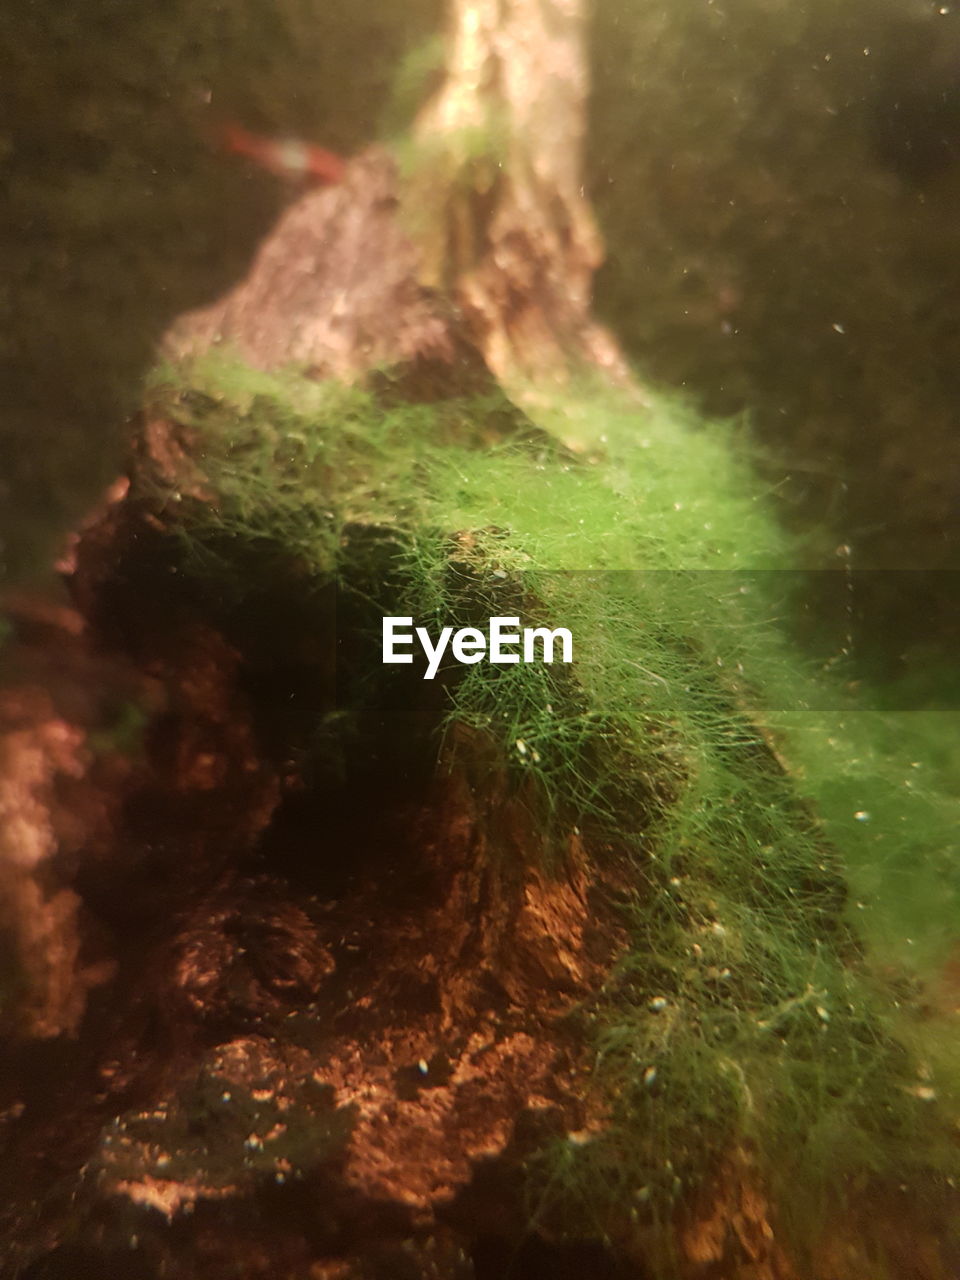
2;0;958;679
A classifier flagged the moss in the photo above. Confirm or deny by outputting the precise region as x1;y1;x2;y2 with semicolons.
585;0;960;669
382;33;449;140
394;114;512;290
142;351;960;1260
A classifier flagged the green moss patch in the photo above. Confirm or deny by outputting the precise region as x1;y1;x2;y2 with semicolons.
139;351;960;1259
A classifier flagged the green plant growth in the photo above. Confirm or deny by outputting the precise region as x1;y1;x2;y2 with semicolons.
586;0;960;677
382;33;448;139
142;351;960;1263
395;110;511;290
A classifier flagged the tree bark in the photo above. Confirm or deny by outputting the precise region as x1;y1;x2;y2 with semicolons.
168;0;628;391
411;0;626;383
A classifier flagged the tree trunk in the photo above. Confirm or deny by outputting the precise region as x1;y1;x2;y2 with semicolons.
411;0;625;383
167;0;628;390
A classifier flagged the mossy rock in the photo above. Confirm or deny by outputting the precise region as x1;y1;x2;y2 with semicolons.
126;349;960;1262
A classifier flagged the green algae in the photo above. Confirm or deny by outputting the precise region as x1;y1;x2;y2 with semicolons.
586;0;960;674
141;350;960;1262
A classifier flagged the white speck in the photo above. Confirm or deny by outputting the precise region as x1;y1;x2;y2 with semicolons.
515;739;527;755
832;322;845;334
418;1059;429;1075
649;996;668;1012
673;502;683;511
567;1129;594;1146
221;1092;232;1103
643;1066;657;1085
908;1085;937;1101
816;1005;830;1023
854;810;870;822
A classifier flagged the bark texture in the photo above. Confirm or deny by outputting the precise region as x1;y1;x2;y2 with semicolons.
412;0;626;382
169;0;627;388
